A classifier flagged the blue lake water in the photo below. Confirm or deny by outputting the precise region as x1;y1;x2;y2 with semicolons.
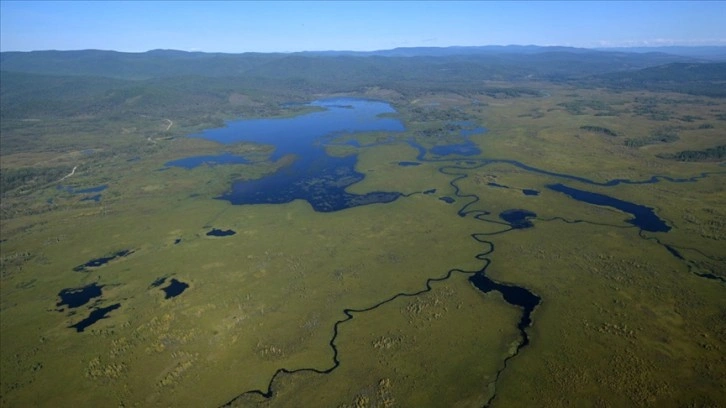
188;98;405;161
183;98;407;212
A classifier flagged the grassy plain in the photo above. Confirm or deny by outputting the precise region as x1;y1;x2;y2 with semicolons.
1;82;725;407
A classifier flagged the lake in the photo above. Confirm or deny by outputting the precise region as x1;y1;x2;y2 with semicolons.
175;98;407;212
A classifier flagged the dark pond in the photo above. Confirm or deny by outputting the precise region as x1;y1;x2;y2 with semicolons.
398;161;421;167
547;183;670;232
165;153;250;169
207;228;236;237
522;189;540;196
56;283;103;309
423;189;437;195
499;209;537;229
162;279;189;299
439;197;455;204
73;249;133;272
469;273;540;345
185;98;406;212
69;303;121;333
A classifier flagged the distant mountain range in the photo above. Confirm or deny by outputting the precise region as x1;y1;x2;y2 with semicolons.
2;45;716;81
1;46;725;100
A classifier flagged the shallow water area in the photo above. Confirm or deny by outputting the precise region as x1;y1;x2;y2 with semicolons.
165;153;250;169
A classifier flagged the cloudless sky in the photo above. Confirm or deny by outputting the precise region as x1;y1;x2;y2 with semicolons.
1;1;724;53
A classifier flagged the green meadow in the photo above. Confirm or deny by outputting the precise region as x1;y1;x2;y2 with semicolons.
1;51;725;407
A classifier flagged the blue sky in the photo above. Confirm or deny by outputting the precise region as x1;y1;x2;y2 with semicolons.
1;1;724;52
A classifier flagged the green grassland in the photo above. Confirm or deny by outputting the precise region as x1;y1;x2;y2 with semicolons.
1;55;725;408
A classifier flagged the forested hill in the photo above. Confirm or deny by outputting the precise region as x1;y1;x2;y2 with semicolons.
2;47;725;124
0;46;702;82
586;62;726;97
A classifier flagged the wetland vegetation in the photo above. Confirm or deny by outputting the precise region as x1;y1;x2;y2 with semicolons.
1;46;725;407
